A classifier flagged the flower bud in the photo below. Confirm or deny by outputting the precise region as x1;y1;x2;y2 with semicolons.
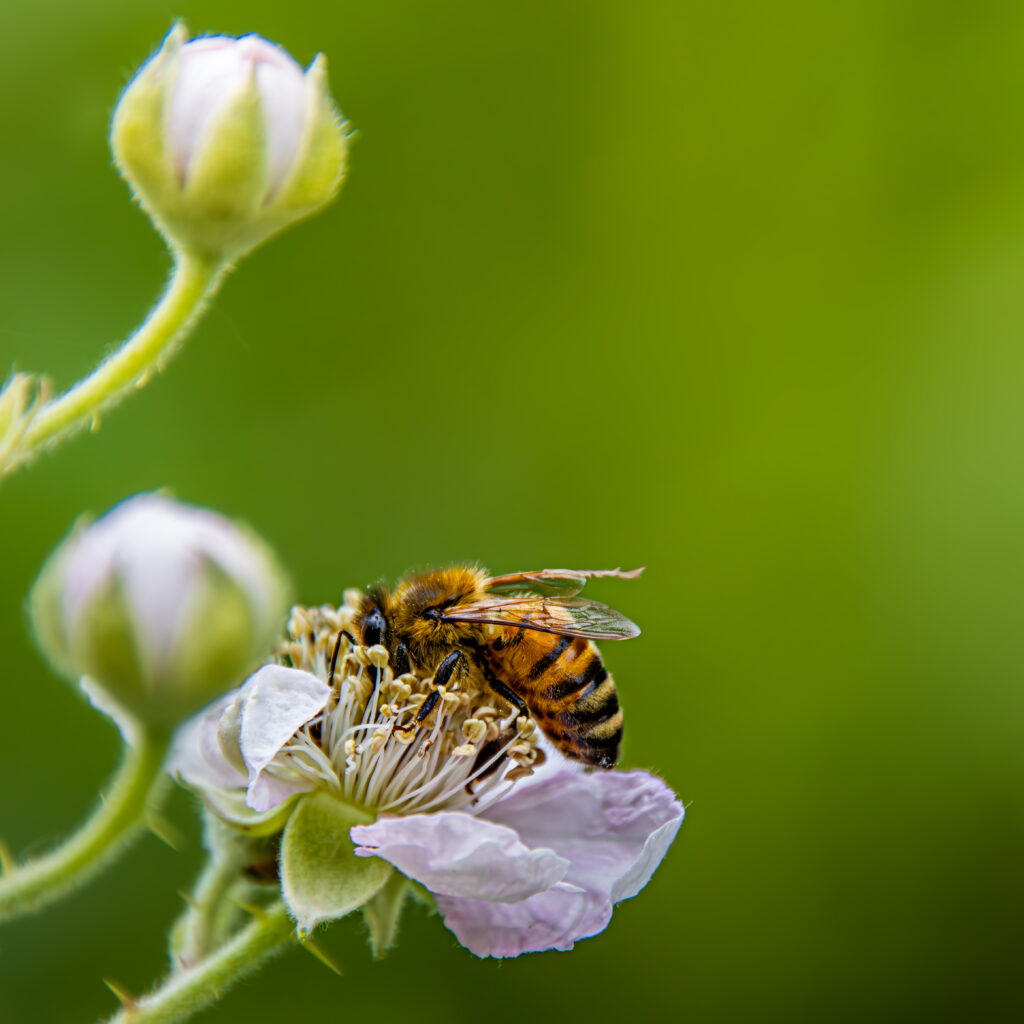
30;494;291;730
111;24;348;261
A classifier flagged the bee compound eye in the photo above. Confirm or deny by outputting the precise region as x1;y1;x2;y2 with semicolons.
362;608;386;647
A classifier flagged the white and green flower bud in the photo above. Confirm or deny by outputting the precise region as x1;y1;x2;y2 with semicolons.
111;24;348;262
30;494;291;730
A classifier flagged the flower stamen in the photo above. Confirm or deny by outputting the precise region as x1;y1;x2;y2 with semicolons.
262;599;542;816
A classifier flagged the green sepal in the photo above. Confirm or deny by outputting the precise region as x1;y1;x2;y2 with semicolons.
171;557;256;722
28;533;78;681
280;793;392;937
198;788;300;838
181;70;268;235
70;574;148;716
272;54;347;214
110;23;183;218
361;871;411;958
407;878;438;914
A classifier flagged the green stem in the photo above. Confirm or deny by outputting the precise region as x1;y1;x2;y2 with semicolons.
106;903;294;1024
171;828;262;969
0;727;171;922
5;250;225;472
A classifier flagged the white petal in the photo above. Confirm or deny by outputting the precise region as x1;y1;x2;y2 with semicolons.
170;693;246;791
237;665;329;810
246;770;316;814
351;812;569;903
167;37;247;181
167;35;308;195
237;35;308;194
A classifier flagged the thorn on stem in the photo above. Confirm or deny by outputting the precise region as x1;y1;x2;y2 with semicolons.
229;897;267;922
176;889;198;910
300;937;344;975
147;814;182;850
103;978;137;1009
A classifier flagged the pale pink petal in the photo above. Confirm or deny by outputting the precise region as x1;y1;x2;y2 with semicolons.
351;812;569;902
435;885;612;958
434;769;683;958
482;768;683;902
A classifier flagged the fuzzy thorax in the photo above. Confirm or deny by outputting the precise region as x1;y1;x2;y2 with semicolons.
270;596;544;815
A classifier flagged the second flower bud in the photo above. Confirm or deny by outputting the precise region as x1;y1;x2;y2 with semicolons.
30;494;291;731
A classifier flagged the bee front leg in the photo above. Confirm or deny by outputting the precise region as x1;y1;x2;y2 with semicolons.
416;650;465;723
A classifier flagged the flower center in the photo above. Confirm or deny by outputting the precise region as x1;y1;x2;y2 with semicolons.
271;597;543;815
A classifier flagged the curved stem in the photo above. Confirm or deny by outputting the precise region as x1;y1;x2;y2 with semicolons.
172;830;262;969
0;727;171;922
5;250;226;473
105;903;294;1024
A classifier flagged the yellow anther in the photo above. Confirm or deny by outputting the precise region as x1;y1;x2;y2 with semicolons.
462;718;487;744
452;743;477;758
367;645;389;668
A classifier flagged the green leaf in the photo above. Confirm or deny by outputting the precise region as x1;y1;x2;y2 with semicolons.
280;793;392;937
361;872;411;958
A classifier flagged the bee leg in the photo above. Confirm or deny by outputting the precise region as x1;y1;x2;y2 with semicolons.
328;631;345;688
416;650;464;723
416;688;441;722
483;673;530;723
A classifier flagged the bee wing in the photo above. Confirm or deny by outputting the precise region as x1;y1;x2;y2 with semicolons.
484;567;645;598
443;595;641;640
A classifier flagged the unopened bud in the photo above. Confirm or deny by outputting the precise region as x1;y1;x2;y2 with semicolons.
111;24;348;261
30;494;291;729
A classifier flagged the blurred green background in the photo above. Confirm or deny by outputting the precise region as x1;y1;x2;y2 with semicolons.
3;1;1024;1020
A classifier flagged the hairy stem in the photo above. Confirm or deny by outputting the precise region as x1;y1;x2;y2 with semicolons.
4;251;225;474
171;824;266;970
106;903;294;1024
0;727;171;922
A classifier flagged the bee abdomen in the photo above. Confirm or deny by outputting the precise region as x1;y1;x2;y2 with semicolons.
543;649;623;768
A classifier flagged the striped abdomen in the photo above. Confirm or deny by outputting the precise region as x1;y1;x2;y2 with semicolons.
486;633;623;768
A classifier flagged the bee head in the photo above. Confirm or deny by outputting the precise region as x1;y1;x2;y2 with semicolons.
391;566;489;663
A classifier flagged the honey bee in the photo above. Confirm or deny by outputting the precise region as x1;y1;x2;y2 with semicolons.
354;565;643;768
